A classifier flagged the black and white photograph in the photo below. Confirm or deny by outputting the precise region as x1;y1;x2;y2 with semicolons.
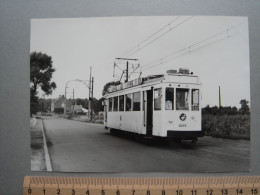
30;16;250;172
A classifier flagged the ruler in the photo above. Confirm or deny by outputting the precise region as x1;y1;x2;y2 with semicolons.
23;176;260;195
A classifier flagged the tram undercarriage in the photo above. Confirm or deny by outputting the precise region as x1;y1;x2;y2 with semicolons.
107;128;204;143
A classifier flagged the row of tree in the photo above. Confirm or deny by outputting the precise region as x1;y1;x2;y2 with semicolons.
202;99;250;115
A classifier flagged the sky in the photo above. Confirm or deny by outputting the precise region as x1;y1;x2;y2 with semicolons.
30;16;250;108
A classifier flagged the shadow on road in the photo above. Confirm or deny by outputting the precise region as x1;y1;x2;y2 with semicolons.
105;130;200;150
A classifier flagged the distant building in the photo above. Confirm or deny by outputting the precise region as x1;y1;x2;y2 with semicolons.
51;95;71;114
51;95;87;114
71;105;82;114
82;108;89;114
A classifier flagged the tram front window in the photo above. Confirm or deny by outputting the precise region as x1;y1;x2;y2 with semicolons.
176;88;189;110
192;89;199;111
165;88;174;110
154;88;162;110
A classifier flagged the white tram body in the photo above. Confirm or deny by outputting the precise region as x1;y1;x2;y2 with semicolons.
103;68;203;140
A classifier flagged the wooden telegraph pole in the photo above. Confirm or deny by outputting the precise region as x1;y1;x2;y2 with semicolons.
219;86;222;114
89;67;92;119
91;76;94;121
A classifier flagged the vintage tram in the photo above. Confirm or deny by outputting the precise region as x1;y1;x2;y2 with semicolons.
103;68;203;141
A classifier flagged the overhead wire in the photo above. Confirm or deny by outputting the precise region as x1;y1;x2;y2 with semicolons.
110;16;194;81
105;16;191;72
144;31;246;71
142;36;230;71
119;16;180;58
123;16;194;58
142;21;247;71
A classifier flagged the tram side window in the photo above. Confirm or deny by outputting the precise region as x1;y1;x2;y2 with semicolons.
109;98;112;112
154;88;162;110
192;89;199;111
133;92;141;111
165;88;174;110
119;95;124;111
113;96;118;111
125;94;133;111
176;88;189;110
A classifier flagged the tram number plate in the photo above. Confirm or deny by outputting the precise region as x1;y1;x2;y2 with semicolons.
179;124;187;127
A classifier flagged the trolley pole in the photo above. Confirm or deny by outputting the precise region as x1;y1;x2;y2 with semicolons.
115;58;138;83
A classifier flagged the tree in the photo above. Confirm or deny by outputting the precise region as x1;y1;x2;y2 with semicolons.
92;98;104;113
38;98;52;112
74;98;89;109
102;81;121;96
30;51;57;115
202;105;239;115
239;99;250;114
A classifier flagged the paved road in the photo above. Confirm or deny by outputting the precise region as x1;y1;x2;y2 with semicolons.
43;118;250;172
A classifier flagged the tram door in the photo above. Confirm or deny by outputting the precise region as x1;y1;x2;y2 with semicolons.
146;88;153;136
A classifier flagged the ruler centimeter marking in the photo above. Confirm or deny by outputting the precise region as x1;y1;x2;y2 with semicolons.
23;176;260;195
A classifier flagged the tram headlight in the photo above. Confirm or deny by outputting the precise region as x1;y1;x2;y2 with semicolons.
179;113;186;121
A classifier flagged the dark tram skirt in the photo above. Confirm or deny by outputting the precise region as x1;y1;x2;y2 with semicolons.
167;130;204;140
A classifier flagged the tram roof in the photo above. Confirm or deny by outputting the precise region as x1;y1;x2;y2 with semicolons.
104;68;200;95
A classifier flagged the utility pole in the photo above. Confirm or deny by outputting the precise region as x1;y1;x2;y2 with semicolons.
126;61;129;82
64;87;67;115
91;76;94;120
88;67;92;119
72;88;75;115
219;86;222;114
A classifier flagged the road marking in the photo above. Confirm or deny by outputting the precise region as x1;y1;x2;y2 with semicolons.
40;119;53;171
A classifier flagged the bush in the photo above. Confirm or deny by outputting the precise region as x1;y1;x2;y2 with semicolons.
202;114;250;140
54;108;64;114
41;113;52;116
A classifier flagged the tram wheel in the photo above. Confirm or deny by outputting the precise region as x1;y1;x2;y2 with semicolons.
110;128;116;134
172;139;182;144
